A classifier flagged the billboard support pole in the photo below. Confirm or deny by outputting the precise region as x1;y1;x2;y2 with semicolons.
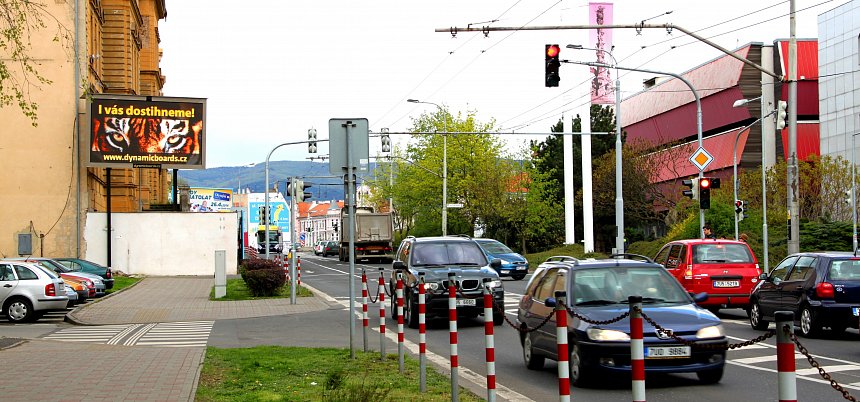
106;167;112;271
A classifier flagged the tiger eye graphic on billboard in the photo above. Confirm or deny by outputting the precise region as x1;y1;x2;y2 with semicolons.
88;95;207;169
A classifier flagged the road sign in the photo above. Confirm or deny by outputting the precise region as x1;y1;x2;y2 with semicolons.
447;203;464;208
689;147;714;172
328;118;369;175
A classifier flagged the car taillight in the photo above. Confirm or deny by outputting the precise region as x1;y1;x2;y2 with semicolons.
45;283;56;297
106;269;112;279
816;282;835;299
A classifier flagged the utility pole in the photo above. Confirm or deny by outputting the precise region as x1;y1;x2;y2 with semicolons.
787;0;800;254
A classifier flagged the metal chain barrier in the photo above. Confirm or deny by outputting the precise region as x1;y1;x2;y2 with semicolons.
787;328;858;401
563;302;630;325
367;275;381;304
472;288;558;333
636;306;775;350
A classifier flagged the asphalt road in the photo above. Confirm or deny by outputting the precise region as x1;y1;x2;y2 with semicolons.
287;252;860;402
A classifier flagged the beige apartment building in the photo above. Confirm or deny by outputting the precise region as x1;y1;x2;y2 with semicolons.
0;0;170;259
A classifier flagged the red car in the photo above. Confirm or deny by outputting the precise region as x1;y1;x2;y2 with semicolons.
654;239;762;313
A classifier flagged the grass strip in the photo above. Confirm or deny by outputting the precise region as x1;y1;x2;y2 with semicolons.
210;278;313;301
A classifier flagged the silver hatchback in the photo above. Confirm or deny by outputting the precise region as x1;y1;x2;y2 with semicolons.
0;261;68;322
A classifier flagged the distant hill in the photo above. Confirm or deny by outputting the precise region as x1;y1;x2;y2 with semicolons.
179;160;379;202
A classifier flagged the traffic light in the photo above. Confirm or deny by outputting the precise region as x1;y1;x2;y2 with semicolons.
308;128;318;153
380;128;391;153
682;178;699;200
289;179;313;202
776;100;788;130
699;177;712;209
259;206;270;224
742;200;749;220
735;200;745;221
545;44;561;87
846;190;853;206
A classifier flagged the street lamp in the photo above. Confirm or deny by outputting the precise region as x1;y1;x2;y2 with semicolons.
734;96;773;271
730;98;777;242
568;44;624;253
407;98;448;236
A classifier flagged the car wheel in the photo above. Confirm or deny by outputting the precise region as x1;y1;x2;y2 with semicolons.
511;273;526;281
522;332;544;370
749;301;769;330
4;298;33;323
570;343;593;387
405;295;419;329
390;289;398;320
800;306;822;338
696;366;724;384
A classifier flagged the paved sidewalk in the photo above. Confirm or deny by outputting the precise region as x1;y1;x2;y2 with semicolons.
0;276;342;402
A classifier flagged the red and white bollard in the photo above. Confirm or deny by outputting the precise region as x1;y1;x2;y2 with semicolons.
447;272;459;401
418;273;427;393
297;255;302;287
482;279;497;402
629;296;645;402
396;273;405;374
776;311;797;402
378;267;386;359
361;269;368;352
555;291;570;402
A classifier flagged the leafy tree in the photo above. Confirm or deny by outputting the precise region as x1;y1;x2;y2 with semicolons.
0;1;72;125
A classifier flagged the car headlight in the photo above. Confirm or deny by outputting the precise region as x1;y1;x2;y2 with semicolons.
423;282;439;292
587;328;630;341
486;279;503;289
499;259;511;265
696;325;725;339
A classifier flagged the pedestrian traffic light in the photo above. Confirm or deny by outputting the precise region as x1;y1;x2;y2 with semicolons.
682;177;699;200
735;200;745;221
545;44;561;87
776;100;788;130
308;128;318;153
699;177;712;209
380;128;391;153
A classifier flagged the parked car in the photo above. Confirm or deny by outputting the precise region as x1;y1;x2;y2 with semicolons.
9;258;106;297
749;252;860;337
0;260;69;322
313;241;326;256
53;258;114;289
322;241;339;257
390;236;504;328
64;284;79;307
517;255;727;386
474;238;529;280
62;277;91;302
653;239;761;312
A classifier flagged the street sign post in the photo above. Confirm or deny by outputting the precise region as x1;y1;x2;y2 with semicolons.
328;119;369;175
689;147;714;172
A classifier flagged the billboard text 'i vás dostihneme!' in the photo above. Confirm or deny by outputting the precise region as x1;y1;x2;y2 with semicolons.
88;95;207;169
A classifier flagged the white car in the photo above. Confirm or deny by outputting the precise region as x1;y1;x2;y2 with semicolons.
313;241;326;256
0;261;69;322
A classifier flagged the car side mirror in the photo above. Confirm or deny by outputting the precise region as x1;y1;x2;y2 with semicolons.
393;261;406;270
490;258;502;269
692;292;709;303
758;273;768;281
544;297;557;307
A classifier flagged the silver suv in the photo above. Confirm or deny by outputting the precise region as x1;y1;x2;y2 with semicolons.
0;261;69;322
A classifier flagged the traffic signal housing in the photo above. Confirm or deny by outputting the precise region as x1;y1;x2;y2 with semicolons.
735;200;745;221
682;178;699;200
742;200;749;220
288;179;313;202
776;100;788;130
308;128;318;153
380;128;391;153
699;177;713;209
545;44;561;87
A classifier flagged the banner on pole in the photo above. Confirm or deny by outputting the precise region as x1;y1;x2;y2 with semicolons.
589;2;614;105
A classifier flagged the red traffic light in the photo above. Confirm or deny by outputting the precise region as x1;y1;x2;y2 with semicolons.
735;200;743;208
700;178;711;189
546;44;560;58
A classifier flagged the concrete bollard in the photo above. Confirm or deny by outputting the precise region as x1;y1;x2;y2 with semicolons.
629;295;645;402
776;311;797;402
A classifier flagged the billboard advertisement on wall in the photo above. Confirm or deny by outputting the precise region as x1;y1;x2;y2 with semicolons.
189;188;233;212
88;94;207;169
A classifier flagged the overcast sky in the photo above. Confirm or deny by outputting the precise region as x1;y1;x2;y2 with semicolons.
159;0;837;168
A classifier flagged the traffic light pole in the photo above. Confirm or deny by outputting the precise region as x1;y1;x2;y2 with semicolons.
289;176;297;305
732;111;776;241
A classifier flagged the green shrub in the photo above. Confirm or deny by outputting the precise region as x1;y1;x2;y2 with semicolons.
240;259;286;297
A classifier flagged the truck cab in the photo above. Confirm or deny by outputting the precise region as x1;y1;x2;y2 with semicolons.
256;225;284;254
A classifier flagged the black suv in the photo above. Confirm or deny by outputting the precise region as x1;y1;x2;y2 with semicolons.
749;251;860;337
390;236;505;328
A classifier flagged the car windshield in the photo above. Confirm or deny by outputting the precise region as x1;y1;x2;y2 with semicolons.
478;240;514;254
410;242;487;267
572;267;690;305
828;259;860;280
33;260;70;273
692;244;753;263
57;261;83;272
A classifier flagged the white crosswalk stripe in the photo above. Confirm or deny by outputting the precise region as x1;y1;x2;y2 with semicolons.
43;320;214;347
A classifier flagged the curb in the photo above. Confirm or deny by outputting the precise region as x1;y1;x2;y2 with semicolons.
65;276;146;326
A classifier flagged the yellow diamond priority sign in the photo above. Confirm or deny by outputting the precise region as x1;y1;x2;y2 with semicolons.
689;147;714;172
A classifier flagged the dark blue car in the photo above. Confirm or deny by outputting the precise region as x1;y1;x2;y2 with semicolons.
517;256;727;386
749;251;860;337
474;238;529;280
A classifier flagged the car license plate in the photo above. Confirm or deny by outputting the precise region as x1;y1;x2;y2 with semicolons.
713;280;740;288
853;307;860;317
456;299;476;306
645;346;691;359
